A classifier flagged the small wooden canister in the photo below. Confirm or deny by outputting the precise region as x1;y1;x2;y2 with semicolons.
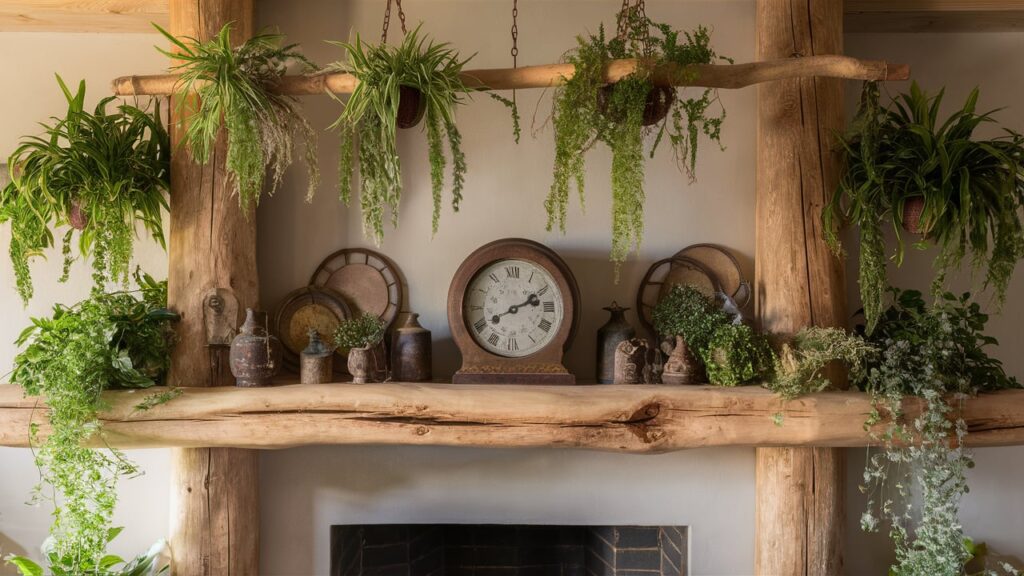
300;329;334;385
391;313;432;382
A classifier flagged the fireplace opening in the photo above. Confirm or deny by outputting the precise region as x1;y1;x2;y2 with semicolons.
331;524;688;576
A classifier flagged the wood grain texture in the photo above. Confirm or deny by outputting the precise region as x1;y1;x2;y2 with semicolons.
3;383;1024;451
110;55;910;96
166;1;257;575
755;0;847;574
0;0;167;32
846;0;1024;32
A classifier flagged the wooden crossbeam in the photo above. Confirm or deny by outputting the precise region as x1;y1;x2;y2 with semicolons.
846;0;1024;32
0;1;167;33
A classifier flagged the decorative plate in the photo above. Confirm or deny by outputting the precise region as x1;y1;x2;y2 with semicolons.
310;248;404;332
274;286;352;374
673;243;748;306
636;255;721;338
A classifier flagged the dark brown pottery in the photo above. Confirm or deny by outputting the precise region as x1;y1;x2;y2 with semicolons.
596;302;636;384
597;84;676;127
397;85;427;129
300;329;334;385
391;312;432;382
902;196;926;234
614;338;657;384
230;308;283;387
348;340;387;384
661;335;704;385
69;198;89;231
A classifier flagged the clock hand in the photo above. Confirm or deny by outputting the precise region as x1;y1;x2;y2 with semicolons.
490;294;542;324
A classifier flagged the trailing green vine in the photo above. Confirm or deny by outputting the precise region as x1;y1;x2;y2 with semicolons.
547;6;729;273
825;82;1024;333
8;271;178;573
0;76;169;304
155;23;319;214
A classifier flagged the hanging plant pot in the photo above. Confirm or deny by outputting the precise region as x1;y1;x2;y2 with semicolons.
397;85;427;129
597;84;676;127
68;198;89;231
902;196;926;235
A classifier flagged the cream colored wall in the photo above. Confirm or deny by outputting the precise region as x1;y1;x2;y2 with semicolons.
2;6;1024;576
0;33;171;573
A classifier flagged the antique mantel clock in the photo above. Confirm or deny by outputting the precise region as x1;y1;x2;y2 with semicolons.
448;238;580;384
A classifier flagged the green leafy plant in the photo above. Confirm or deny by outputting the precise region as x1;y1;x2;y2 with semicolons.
824;81;1024;333
155;22;319;213
857;289;1018;576
547;6;729;272
0;76;169;304
331;25;518;244
9;271;178;572
652;285;773;386
333;312;386;350
5;530;168;576
767;326;877;400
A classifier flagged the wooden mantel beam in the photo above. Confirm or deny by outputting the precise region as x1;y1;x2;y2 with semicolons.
0;1;167;33
846;0;1024;33
2;384;1024;452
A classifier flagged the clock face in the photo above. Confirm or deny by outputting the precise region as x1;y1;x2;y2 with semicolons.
463;258;565;358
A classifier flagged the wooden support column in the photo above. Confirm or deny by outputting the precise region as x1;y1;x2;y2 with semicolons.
166;1;258;574
755;1;848;575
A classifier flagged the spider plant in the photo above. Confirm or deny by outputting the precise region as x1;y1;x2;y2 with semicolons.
0;76;169;304
547;6;729;275
824;82;1024;333
331;25;516;245
155;22;319;214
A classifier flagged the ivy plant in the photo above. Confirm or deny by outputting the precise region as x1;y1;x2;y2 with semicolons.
8;271;178;573
0;76;169;304
547;6;729;273
155;23;319;213
824;82;1024;333
330;25;519;245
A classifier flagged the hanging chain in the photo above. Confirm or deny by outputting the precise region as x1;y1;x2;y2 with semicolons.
511;0;519;105
381;0;408;44
616;0;651;55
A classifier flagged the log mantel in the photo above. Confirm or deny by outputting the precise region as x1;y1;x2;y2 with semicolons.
2;383;1023;452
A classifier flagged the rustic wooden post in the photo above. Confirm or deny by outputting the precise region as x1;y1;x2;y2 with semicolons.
755;0;848;574
166;1;259;574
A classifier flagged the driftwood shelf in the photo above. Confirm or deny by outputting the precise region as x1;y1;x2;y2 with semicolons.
110;54;910;97
2;383;1022;452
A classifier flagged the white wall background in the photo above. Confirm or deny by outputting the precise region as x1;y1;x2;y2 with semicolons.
0;3;1021;576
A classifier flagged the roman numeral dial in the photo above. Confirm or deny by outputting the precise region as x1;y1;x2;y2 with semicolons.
463;258;565;358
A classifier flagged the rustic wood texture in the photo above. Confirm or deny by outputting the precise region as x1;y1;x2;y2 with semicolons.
110;54;910;97
3;383;1024;451
0;0;167;32
846;0;1024;32
166;1;258;575
755;0;848;574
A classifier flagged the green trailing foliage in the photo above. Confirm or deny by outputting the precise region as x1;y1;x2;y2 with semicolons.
331;25;519;245
767;326;877;400
652;284;773;387
333;312;386;350
547;6;729;274
8;271;179;573
5;529;168;576
155;22;319;214
824;81;1024;334
0;76;169;304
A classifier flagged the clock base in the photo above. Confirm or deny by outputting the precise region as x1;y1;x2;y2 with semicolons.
452;370;576;385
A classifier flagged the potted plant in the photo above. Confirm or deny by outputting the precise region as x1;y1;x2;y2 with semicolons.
824;81;1024;333
334;312;387;383
0;76;169;304
155;23;319;213
652;284;773;386
9;271;179;573
330;25;519;245
6;531;169;576
547;6;730;274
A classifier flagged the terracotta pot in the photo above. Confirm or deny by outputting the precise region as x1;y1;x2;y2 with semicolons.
230;309;283;387
69;198;89;231
661;335;704;385
902;196;926;234
348;341;387;383
597;84;676;127
397;85;427;129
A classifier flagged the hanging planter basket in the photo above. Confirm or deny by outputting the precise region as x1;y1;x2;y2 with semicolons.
397;85;427;129
69;198;89;231
901;196;926;235
597;84;676;126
